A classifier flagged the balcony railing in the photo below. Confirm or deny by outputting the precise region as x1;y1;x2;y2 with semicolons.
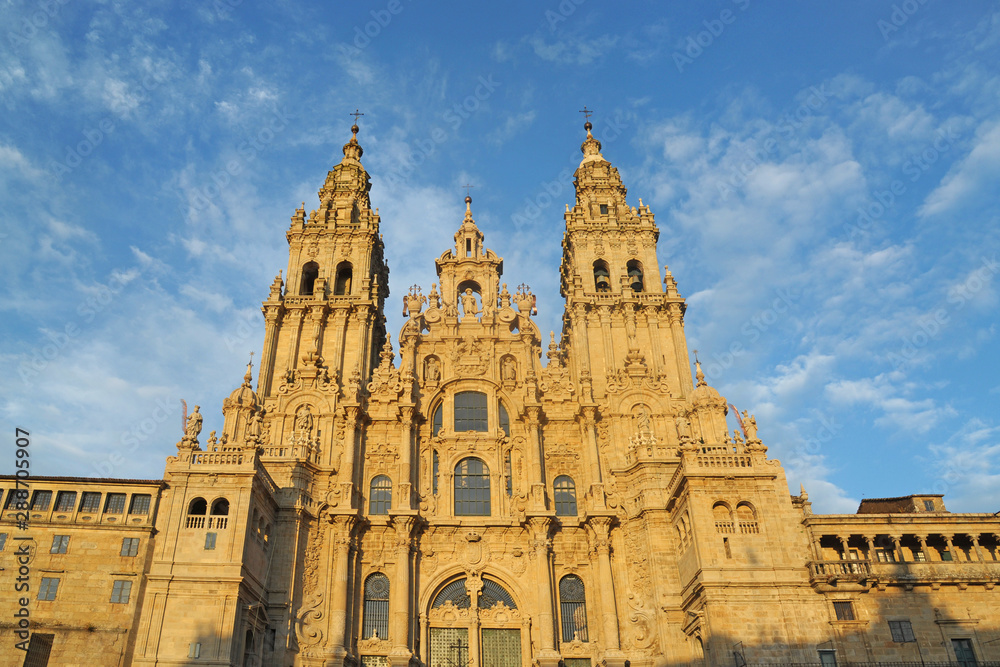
750;663;1000;667
808;559;872;584
871;559;1000;583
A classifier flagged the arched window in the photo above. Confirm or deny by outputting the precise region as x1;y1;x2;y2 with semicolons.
432;403;443;437
334;262;352;295
593;261;611;292
432;450;440;495
498;402;510;437
454;458;490;516
479;579;517;609
454;391;488;432
210;498;229;516
736;502;759;534
242;629;255;667
713;502;733;534
627;260;644;292
362;573;390;639
188;498;207;515
369;475;392;515
432;578;471;609
300;261;319;296
553;476;577;516
559;575;588;642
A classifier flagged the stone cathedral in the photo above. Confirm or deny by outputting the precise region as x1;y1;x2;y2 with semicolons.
1;121;999;667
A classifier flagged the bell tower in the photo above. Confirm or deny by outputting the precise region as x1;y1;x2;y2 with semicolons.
559;120;694;400
257;121;389;400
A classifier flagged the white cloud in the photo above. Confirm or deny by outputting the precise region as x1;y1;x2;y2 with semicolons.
920;121;1000;217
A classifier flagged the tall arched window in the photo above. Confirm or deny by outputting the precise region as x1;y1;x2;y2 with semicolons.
454;391;488;432
369;475;392;515
498;402;510;437
593;260;610;292
454;457;490;516
432;403;443;437
559;575;588;642
188;498;207;515
210;498;229;516
627;260;644;292
300;262;319;296
553;476;577;516
334;262;352;295
736;502;759;534
362;573;390;639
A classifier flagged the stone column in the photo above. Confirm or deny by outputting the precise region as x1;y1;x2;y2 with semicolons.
341;407;361;496
645;307;663;375
572;303;592;375
598;306;615;376
811;537;824;561
588;516;623;658
864;535;876;561
525;407;546;510
838;536;850;558
943;534;956;562
890;536;904;562
529;517;561;667
916;535;929;561
326;516;357;665
398;408;414;508
582;407;603;486
389;516;415;661
259;306;283;395
667;304;694;395
970;534;983;562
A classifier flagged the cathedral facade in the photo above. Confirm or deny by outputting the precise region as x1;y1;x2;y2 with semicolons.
1;121;999;667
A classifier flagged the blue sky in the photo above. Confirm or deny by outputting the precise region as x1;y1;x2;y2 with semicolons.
2;1;998;514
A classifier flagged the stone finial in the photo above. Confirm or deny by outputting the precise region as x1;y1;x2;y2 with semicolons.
693;351;707;387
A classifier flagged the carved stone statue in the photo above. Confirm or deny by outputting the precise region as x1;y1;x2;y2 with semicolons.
742;410;758;441
425;356;440;382
501;357;516;382
296;407;314;436
246;409;263;443
207;430;218;451
675;415;692;442
635;405;653;437
460;288;479;318
184;406;203;442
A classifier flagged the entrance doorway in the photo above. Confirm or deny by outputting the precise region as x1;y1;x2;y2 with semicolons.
427;576;525;667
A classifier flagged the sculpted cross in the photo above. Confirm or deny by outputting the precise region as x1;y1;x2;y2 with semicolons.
462;184;475;197
579;106;593;121
350;109;364;123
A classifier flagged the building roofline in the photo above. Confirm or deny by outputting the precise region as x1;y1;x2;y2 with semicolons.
0;475;165;487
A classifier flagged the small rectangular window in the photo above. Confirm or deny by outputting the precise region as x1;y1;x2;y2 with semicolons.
941;549;953;561
51;535;70;554
432;450;439;495
205;532;217;550
818;650;837;667
914;550;926;562
875;548;897;563
24;633;54;665
38;577;60;601
189;643;202;658
0;533;7;551
129;494;151;515
54;491;77;512
889;620;915;642
31;490;52;511
923;499;935;510
121;537;140;557
79;491;102;513
105;493;127;513
110;580;133;604
833;601;855;621
3;488;24;509
599;204;608;215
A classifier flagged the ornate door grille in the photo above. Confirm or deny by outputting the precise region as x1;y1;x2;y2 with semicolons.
481;628;520;667
430;627;469;667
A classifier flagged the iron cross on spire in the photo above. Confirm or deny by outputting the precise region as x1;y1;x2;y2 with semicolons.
462;184;475;198
350;109;364;123
579;106;593;121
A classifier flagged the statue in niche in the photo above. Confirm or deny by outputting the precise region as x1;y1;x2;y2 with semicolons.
460;288;479;318
501;357;517;382
675;415;692;443
635;405;653;437
207;431;218;451
296;406;314;438
425;357;440;382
